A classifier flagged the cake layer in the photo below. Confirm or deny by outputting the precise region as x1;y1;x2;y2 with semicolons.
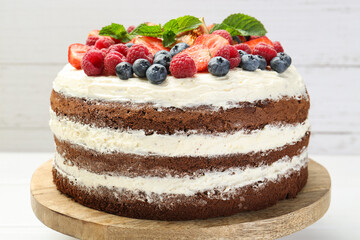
55;134;309;177
53;64;307;110
53;164;308;221
50;110;310;157
51;90;310;134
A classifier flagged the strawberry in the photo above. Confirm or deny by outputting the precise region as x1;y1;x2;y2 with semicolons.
244;36;274;51
194;34;230;56
181;44;211;72
131;36;169;55
87;29;122;44
68;43;91;69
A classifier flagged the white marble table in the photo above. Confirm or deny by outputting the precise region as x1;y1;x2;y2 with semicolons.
0;153;359;239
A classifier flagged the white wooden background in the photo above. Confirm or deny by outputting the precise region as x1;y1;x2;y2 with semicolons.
0;0;359;154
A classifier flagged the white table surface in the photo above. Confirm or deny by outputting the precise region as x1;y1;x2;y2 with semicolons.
0;153;359;239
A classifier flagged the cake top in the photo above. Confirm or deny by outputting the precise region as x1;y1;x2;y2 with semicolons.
67;13;294;86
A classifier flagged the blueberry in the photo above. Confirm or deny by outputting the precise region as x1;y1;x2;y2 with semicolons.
270;56;290;73
153;54;171;71
240;54;260;71
126;43;134;48
133;59;151;78
254;55;267;70
154;50;172;60
277;52;292;66
232;36;241;44
207;57;230;77
115;62;133;80
146;64;167;84
170;42;189;57
237;50;248;57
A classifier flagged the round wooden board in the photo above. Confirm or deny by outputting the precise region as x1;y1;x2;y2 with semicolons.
31;159;331;240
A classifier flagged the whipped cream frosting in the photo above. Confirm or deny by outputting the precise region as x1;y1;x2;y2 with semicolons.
50;110;310;156
54;148;308;196
53;64;308;109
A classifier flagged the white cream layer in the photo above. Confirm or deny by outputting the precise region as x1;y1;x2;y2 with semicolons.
53;64;307;109
50;110;310;157
54;148;308;196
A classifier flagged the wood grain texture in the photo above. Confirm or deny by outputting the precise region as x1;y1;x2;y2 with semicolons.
31;159;331;240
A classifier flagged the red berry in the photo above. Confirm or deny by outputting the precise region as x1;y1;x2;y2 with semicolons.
181;44;211;72
94;38;115;49
68;43;91;70
214;45;241;69
212;30;233;45
273;41;284;53
126;44;153;64
233;43;252;54
194;34;230;56
108;43;128;56
249;36;260;40
244;36;274;51
86;36;99;46
127;25;135;33
81;49;105;76
170;54;197;78
103;51;126;76
252;43;277;64
130;36;169;55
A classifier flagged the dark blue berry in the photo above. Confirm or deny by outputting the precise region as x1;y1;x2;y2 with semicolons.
232;36;241;44
132;59;151;78
153;54;171;71
277;52;292;66
170;43;189;57
207;57;230;77
240;54;260;71
126;43;134;48
146;64;167;84
237;50;248;57
254;55;267;70
154;50;172;60
115;62;133;80
270;56;289;73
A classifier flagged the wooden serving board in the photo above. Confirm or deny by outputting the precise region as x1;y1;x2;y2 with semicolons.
30;159;331;240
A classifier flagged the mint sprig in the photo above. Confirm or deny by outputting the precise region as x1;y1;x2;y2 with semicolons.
210;13;267;37
129;24;163;38
99;23;131;43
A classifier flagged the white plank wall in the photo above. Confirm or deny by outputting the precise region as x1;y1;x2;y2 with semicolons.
0;0;359;154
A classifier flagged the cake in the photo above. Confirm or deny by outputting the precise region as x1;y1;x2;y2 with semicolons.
50;14;310;221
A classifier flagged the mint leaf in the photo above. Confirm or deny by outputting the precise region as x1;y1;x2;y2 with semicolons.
99;23;131;42
163;19;179;33
210;13;267;36
162;30;177;47
175;15;202;33
130;23;163;38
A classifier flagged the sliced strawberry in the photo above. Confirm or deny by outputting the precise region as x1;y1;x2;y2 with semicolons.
181;44;211;72
194;34;230;56
131;36;169;55
87;29;122;44
68;43;90;69
244;36;274;51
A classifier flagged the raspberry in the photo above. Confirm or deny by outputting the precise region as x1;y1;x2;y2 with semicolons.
169;53;196;78
273;41;284;53
252;43;277;64
86;36;99;46
81;49;105;76
234;43;252;54
127;25;135;33
212;30;233;45
214;45;241;69
103;51;126;76
108;43;128;56
94;38;115;49
126;44;153;64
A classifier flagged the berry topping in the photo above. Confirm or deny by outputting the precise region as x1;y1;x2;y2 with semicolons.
103;51;126;75
81;49;105;76
253;55;267;70
240;54;260;71
68;43;91;70
181;44;211;72
131;36;169;55
277;52;292;66
146;64;167;85
244;36;273;51
86;36;99;46
252;43;277;64
212;30;233;44
126;43;134;48
127;25;135;33
126;44;153;64
153;54;171;71
95;38;115;49
116;62;133;80
207;57;230;77
270;56;290;73
154;50;172;60
234;43;252;54
132;58;151;78
170;42;190;57
169;54;197;78
273;41;284;53
194;34;230;56
237;50;248;57
214;45;241;69
108;44;128;56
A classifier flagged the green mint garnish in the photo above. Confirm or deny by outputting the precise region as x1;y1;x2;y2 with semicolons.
210;13;267;37
99;23;131;43
129;24;163;38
